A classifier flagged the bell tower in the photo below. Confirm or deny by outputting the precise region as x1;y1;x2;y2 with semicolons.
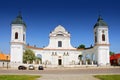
94;15;110;66
10;12;26;64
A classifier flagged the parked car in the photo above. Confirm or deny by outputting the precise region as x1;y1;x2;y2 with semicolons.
29;65;35;70
38;66;44;70
18;65;27;70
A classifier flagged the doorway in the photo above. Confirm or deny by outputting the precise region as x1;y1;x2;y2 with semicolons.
58;59;62;65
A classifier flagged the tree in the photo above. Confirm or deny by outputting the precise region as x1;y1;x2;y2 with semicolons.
109;51;115;56
23;49;36;63
77;44;85;49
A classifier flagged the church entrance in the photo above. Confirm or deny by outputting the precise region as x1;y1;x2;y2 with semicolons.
58;59;62;65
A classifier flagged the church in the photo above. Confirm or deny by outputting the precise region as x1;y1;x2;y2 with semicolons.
10;13;110;67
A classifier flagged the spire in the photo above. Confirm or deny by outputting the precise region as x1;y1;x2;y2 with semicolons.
97;15;103;21
94;15;108;28
11;11;26;26
17;11;22;19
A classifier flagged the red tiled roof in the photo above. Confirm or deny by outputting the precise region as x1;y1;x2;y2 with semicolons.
26;46;78;50
26;46;43;50
0;53;10;61
110;53;120;60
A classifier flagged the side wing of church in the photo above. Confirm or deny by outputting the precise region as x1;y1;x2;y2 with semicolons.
10;13;110;67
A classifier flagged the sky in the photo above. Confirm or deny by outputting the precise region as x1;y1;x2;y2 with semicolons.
0;0;120;54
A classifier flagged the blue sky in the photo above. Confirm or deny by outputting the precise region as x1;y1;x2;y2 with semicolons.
0;0;120;53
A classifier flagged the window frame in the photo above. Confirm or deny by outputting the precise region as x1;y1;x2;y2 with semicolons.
15;32;18;39
102;34;105;41
58;41;62;47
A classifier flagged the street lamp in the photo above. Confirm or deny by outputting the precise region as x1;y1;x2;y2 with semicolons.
6;56;8;69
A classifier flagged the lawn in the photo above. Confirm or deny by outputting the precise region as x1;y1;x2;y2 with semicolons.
95;75;120;80
0;75;40;80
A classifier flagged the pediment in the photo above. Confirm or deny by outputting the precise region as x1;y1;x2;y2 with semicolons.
49;25;70;37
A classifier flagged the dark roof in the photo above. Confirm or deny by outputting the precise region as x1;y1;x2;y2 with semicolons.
11;12;26;26
94;15;108;28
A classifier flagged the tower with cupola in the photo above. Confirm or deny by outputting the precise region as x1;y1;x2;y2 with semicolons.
94;15;110;66
10;12;26;64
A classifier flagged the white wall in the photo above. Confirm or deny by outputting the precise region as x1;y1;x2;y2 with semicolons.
11;24;26;44
45;25;75;49
10;44;24;63
10;22;26;65
95;46;110;66
31;49;81;67
94;27;109;45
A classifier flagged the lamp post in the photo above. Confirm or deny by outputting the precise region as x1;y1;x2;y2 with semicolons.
6;56;8;69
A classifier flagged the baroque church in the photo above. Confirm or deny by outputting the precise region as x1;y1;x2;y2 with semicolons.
10;13;110;67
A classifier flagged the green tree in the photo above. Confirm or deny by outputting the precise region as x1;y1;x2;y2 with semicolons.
23;49;35;63
77;44;85;49
110;51;115;56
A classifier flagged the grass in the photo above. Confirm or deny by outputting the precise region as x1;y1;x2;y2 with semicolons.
0;75;40;80
94;75;120;80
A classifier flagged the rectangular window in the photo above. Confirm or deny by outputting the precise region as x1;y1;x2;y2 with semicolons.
58;41;62;47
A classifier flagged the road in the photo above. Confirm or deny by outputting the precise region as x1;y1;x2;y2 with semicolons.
0;67;120;80
0;67;120;75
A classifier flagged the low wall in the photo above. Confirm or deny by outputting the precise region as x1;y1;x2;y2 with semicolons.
0;61;10;68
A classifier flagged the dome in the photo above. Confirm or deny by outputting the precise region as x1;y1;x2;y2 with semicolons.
94;16;108;28
54;25;66;32
11;12;26;26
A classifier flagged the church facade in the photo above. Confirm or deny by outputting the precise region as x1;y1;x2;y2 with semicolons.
10;13;110;67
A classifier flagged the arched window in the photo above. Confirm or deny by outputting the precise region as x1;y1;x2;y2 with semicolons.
78;55;83;61
15;32;18;39
23;34;25;41
102;34;105;41
95;32;97;43
58;41;62;47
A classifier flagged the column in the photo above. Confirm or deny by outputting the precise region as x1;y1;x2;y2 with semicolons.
86;60;88;65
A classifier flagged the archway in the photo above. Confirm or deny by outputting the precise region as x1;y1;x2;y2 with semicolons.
78;54;83;65
36;54;42;64
58;59;62;65
85;54;91;64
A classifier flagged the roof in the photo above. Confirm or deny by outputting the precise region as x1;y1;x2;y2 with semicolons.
50;25;70;37
0;53;10;61
110;53;120;60
94;15;108;28
11;12;26;26
26;45;77;51
54;25;66;32
26;46;43;50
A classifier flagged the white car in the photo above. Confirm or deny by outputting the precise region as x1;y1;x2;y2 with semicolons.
28;65;35;70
